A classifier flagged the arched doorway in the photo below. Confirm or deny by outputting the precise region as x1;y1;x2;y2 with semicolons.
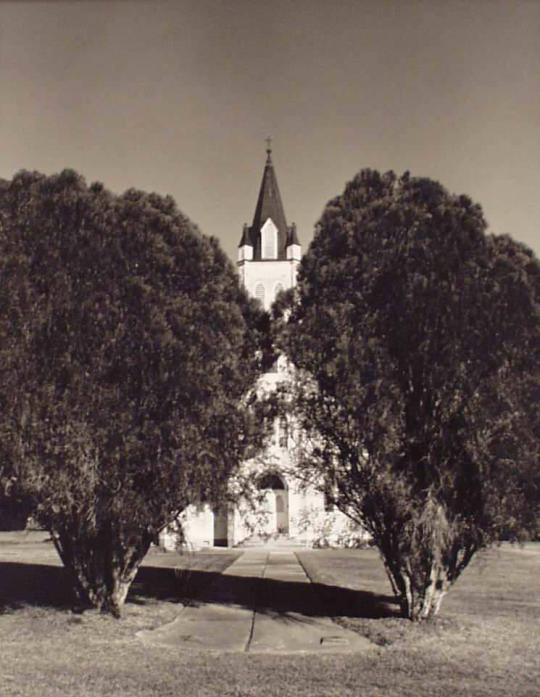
257;472;289;535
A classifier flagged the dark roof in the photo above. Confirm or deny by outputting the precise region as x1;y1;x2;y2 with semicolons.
239;149;297;260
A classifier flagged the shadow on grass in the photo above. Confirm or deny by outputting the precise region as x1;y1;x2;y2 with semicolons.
0;560;398;619
0;561;73;610
189;569;398;618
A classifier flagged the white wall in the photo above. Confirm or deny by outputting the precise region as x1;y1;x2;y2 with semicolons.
238;258;300;310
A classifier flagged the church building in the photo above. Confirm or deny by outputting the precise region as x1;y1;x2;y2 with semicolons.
164;145;357;549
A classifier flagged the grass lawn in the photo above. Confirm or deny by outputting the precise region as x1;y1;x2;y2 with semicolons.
0;532;539;697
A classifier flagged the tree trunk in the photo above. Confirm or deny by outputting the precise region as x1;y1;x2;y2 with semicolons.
51;525;152;617
390;563;449;621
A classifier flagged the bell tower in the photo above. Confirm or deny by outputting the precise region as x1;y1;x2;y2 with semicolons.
237;140;301;309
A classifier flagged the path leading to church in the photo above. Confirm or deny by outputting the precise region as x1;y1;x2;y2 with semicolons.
138;549;373;654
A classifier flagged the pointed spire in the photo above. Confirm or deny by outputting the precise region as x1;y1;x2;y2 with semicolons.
238;223;251;248
287;222;300;246
250;140;288;259
238;141;301;262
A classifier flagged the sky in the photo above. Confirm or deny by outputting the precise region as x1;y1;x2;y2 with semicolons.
1;0;539;261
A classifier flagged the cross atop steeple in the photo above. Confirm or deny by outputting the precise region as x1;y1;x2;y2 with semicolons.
265;136;273;164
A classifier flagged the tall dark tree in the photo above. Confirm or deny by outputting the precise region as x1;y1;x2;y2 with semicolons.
0;170;266;616
279;170;540;620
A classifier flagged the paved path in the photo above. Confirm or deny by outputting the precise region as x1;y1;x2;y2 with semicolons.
138;549;373;654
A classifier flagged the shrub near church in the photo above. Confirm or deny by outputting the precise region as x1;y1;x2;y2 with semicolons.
0;170;266;616
280;170;540;620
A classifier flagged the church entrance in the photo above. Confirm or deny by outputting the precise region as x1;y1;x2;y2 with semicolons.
258;472;289;535
213;506;229;547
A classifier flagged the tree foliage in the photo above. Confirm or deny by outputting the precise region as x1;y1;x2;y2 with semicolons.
279;170;540;620
0;170;266;615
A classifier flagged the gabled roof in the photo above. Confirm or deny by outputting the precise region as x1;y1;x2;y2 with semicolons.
239;147;297;260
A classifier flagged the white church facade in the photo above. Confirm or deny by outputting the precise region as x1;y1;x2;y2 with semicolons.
163;146;360;550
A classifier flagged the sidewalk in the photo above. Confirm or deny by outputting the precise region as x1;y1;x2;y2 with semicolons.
138;549;374;654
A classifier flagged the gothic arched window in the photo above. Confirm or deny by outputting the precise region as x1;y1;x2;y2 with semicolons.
255;283;265;307
279;415;289;448
274;283;284;299
261;218;278;259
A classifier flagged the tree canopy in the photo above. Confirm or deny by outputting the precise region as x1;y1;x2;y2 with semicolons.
0;169;266;615
279;169;540;620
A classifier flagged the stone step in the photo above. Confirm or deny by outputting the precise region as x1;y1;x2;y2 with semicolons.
237;534;306;549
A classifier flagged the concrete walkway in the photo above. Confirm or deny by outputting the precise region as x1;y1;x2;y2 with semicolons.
138;549;374;654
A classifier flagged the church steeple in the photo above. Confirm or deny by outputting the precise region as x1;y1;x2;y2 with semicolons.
238;141;300;262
